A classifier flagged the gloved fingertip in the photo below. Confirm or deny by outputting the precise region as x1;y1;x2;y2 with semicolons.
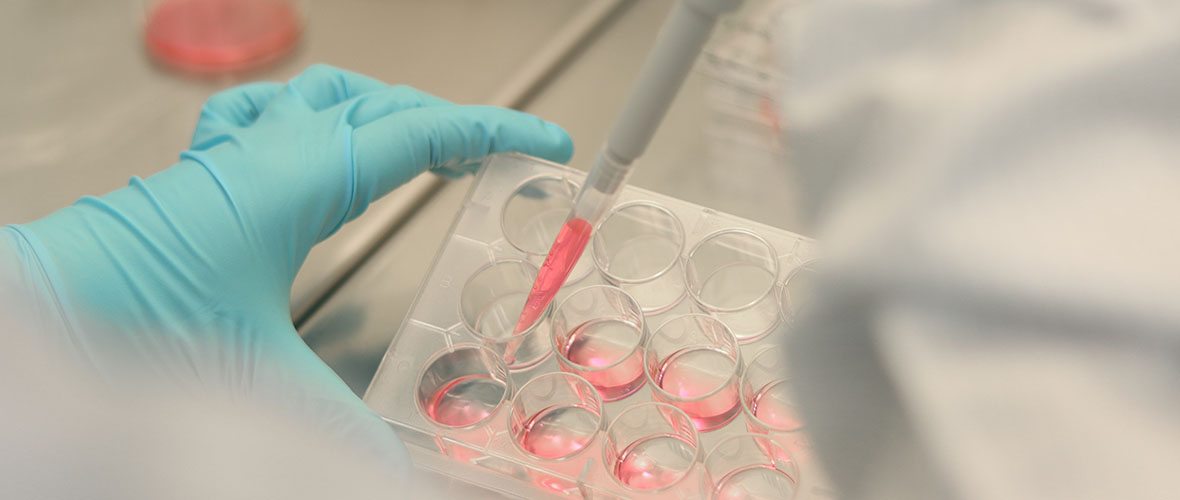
540;121;575;164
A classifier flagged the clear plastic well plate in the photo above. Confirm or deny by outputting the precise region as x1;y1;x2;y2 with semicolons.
365;153;832;499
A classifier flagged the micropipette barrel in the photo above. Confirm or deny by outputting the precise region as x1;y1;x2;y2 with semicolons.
570;0;745;229
510;0;745;344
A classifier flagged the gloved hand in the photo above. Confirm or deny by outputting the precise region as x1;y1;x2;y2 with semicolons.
0;65;573;477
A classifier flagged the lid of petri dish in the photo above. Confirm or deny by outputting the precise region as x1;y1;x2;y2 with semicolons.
144;0;304;74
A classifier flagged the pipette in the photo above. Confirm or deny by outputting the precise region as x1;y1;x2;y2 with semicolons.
512;0;745;338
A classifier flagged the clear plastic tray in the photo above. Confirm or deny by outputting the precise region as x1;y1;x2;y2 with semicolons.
365;153;831;499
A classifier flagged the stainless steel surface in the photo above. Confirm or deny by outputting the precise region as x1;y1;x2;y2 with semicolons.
302;0;799;396
0;0;594;319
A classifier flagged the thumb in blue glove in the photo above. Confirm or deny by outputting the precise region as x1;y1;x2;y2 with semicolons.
0;64;573;477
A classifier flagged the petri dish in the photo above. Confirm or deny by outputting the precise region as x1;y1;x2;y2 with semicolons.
144;0;304;74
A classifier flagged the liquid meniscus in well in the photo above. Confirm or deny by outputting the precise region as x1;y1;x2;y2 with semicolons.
654;346;741;431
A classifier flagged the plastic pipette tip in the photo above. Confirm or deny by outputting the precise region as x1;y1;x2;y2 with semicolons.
513;218;594;335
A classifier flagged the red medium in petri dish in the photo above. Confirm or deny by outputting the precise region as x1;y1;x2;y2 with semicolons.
144;0;303;73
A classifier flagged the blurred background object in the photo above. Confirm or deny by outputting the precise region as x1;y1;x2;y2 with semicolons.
699;0;797;228
143;0;306;74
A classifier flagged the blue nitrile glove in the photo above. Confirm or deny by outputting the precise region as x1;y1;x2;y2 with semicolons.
0;65;573;477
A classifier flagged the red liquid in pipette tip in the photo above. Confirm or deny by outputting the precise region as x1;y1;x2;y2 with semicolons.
514;218;593;334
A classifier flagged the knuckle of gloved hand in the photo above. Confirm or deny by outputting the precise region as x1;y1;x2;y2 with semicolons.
387;84;421;103
302;63;342;79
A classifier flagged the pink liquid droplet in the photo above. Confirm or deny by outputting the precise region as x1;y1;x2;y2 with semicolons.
560;319;646;401
751;380;803;431
654;347;741;431
514;218;593;334
514;404;600;459
713;464;796;500
425;374;505;427
614;435;696;490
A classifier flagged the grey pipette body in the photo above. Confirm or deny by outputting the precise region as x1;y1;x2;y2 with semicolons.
571;0;745;225
510;0;744;346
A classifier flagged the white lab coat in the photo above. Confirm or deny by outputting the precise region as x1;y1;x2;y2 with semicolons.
778;1;1180;499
